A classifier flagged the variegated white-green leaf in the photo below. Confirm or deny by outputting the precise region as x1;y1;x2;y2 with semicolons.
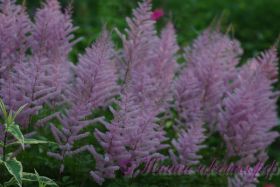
7;124;24;149
13;104;27;121
4;159;23;187
24;139;54;145
22;172;58;186
7;139;56;147
7;110;14;126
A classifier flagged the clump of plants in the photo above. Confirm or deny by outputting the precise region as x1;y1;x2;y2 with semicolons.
0;0;279;186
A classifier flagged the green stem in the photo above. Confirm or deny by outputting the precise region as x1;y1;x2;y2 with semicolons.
2;131;8;162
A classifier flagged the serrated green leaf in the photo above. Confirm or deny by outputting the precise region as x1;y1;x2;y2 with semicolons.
4;159;23;187
22;172;58;186
7;124;24;149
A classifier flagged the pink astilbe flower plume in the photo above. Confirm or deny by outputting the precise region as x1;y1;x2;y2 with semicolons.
0;0;80;128
246;46;278;83
48;30;119;173
30;0;81;104
89;1;174;184
1;56;57;128
175;29;243;130
228;168;259;187
90;90;168;184
117;1;178;113
150;22;179;109
116;0;158;85
0;0;31;76
219;68;279;165
169;122;206;165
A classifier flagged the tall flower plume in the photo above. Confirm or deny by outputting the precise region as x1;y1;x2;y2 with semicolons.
219;66;279;165
30;0;81;104
0;0;31;76
48;30;119;173
175;29;243;130
90;90;168;184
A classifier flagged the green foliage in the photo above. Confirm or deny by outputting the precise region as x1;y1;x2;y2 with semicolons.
6;125;25;150
4;159;23;186
24;0;280;61
0;99;57;187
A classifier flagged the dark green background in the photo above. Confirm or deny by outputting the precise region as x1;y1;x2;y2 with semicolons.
15;0;280;186
25;0;280;59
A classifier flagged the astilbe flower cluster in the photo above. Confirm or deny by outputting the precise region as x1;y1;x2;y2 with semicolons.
88;1;178;184
228;168;259;187
0;0;30;76
175;29;243;130
0;0;78;128
48;30;119;173
0;0;279;186
218;46;279;166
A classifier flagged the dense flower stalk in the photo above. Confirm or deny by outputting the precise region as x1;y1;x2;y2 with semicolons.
89;2;176;184
90;90;168;184
244;46;278;83
169;122;206;165
30;0;81;104
0;0;80;127
48;30;119;172
0;0;31;76
175;30;243;130
0;56;57;127
228;168;259;187
219;65;279;165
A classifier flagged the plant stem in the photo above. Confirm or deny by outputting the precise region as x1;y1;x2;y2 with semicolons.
2;131;8;162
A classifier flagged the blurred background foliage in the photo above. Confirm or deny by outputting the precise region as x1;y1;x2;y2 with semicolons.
24;0;280;61
13;0;280;186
